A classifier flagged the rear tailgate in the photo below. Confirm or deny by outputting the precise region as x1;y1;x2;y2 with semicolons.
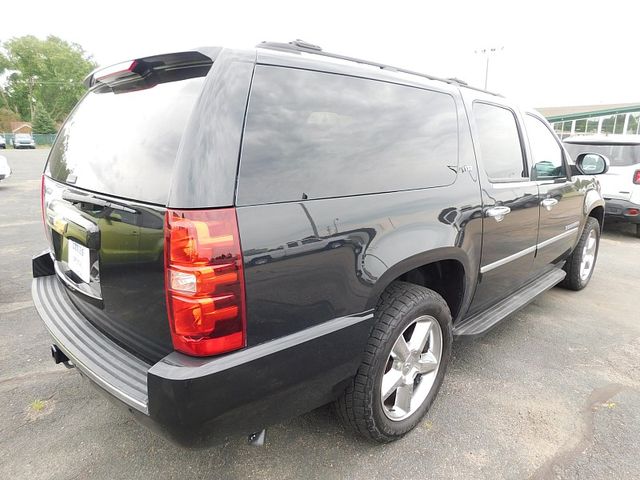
597;165;638;201
43;51;213;363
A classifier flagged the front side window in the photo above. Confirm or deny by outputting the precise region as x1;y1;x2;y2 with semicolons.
473;103;525;180
525;115;566;179
238;66;459;205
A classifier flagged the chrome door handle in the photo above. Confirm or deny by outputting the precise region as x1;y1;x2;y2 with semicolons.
541;198;558;211
486;206;511;222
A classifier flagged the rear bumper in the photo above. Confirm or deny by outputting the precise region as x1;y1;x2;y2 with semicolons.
32;253;373;447
604;198;640;224
32;275;150;413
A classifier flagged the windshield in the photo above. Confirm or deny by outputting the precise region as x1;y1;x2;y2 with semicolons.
46;76;205;205
563;142;640;166
16;134;32;140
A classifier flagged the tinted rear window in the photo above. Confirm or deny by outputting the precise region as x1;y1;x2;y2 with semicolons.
47;77;205;205
563;142;640;166
237;66;458;205
473;102;526;180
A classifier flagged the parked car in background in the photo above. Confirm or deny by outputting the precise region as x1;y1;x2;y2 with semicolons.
0;155;11;181
564;135;640;238
0;135;6;149
32;41;609;448
13;133;36;149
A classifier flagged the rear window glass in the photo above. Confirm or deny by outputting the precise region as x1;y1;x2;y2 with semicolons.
47;77;205;205
237;66;458;205
563;142;640;166
473;102;526;180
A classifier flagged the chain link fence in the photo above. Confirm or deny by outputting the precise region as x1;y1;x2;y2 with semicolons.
0;133;57;147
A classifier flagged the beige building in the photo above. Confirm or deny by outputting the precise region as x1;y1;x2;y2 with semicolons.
538;102;640;139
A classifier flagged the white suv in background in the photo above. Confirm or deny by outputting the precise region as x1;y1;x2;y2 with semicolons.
0;155;11;182
564;135;640;238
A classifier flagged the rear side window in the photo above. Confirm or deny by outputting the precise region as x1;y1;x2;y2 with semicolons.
47;77;205;205
237;66;458;205
473;102;526;181
525;115;566;179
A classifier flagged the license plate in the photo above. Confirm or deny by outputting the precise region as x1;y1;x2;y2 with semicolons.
68;240;91;283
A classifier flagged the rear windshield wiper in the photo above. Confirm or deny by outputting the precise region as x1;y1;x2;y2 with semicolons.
62;191;137;214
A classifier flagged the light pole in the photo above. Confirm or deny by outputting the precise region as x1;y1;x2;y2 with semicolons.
474;47;503;90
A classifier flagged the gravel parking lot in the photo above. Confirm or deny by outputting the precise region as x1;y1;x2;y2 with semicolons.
1;149;639;479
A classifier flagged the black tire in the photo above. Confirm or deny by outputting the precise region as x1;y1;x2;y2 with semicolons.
251;256;271;266
335;281;452;443
560;217;600;291
635;224;640;239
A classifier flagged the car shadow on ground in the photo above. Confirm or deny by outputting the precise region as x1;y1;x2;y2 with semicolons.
602;221;638;239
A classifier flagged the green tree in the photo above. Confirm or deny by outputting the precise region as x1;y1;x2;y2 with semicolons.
32;104;57;133
0;107;20;132
1;35;96;123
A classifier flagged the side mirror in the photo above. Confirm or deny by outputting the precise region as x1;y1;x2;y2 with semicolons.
575;153;610;175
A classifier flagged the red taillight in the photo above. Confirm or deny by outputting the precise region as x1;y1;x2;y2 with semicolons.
625;208;640;216
95;60;138;82
633;170;640;185
164;208;246;356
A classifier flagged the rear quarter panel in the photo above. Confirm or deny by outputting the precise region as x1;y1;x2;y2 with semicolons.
237;89;483;344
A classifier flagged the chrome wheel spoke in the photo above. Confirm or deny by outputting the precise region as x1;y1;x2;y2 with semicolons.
394;383;414;414
381;368;403;400
416;352;438;374
391;336;411;362
408;319;432;352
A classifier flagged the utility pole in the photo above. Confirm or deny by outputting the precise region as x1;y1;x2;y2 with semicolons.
28;76;36;121
474;47;503;90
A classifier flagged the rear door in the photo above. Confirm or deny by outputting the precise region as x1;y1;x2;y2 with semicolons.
468;100;540;313
524;114;583;271
43;54;211;362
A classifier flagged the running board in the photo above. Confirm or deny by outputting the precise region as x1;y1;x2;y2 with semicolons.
454;268;566;337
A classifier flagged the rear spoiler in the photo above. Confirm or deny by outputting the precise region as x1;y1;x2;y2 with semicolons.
83;49;220;92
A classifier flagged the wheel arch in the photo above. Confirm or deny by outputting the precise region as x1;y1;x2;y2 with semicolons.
588;205;605;232
366;248;474;322
584;188;605;232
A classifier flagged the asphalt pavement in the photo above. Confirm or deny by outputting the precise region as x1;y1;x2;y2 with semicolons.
1;149;639;479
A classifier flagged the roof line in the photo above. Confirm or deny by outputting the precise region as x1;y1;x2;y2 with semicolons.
257;40;503;97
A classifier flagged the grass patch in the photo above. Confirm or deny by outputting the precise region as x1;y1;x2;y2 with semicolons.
30;399;46;412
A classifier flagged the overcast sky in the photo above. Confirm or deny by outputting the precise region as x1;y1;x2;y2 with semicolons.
4;0;639;108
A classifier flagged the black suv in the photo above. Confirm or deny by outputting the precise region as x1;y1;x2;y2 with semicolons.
32;41;609;446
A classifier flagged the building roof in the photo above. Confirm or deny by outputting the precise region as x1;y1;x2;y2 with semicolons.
538;103;640;122
10;122;32;133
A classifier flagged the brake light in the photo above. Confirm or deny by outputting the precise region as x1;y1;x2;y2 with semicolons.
633;170;640;185
164;208;246;356
95;60;138;82
625;208;640;216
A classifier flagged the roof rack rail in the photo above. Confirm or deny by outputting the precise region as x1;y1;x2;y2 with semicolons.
257;40;502;97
